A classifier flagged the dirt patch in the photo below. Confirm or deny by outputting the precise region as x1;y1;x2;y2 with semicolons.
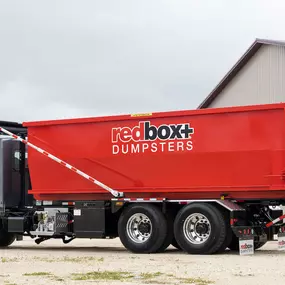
0;238;284;285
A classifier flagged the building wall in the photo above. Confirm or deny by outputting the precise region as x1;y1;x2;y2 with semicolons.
207;43;285;214
208;44;285;108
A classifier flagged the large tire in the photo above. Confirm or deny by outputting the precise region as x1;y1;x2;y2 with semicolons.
215;208;232;253
155;211;174;253
118;203;168;253
227;233;239;251
0;222;15;248
173;203;227;254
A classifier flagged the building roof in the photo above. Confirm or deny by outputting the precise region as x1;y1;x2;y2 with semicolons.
198;38;285;109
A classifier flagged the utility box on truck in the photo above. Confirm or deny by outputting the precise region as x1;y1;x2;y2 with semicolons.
0;103;285;255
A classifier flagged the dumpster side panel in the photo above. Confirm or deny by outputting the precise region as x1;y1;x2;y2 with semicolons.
24;104;285;201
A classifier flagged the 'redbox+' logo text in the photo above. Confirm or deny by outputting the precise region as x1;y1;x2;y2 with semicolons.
111;121;194;155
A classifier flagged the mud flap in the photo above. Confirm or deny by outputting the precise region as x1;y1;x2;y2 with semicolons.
277;226;285;251
238;237;254;255
232;226;255;255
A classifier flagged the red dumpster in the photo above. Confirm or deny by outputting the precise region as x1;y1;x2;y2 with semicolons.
23;103;285;202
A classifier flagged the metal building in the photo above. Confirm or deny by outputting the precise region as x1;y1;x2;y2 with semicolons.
198;39;285;109
198;38;285;213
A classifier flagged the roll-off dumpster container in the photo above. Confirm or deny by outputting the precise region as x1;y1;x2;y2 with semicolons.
23;103;285;202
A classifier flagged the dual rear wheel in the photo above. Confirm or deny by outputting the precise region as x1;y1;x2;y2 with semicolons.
118;203;173;253
173;203;229;254
118;202;230;254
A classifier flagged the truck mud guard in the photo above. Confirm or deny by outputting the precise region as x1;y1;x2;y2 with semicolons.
0;126;123;198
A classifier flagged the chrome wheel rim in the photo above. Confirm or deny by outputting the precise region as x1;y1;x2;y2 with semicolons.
183;213;211;244
126;213;152;243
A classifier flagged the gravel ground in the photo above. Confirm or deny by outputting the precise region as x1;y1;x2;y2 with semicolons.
0;238;285;285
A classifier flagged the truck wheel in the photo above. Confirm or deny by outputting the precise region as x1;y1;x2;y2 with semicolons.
227;234;239;251
173;203;227;254
118;203;168;253
215;209;232;253
0;228;15;248
155;212;174;253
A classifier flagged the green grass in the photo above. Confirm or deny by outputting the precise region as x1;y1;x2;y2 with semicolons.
71;270;134;281
144;281;171;284
180;277;214;285
34;256;104;263
140;272;163;279
23;272;53;277
22;272;65;282
1;257;18;263
51;277;65;282
20;268;214;284
61;256;102;262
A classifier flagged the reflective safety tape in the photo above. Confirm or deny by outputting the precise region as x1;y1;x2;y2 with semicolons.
112;197;165;202
62;202;75;206
266;214;285;228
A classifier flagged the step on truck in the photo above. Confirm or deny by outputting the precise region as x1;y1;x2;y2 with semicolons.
1;103;285;255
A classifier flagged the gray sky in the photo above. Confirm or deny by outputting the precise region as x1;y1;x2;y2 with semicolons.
1;0;285;122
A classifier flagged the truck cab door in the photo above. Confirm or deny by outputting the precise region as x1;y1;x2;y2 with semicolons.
0;137;22;212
